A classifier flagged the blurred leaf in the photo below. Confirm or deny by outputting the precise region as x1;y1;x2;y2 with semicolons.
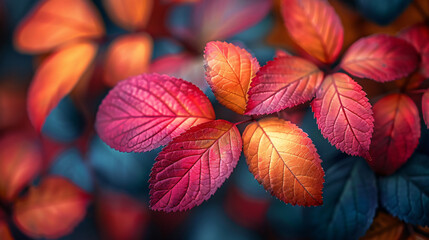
379;154;429;225
0;81;26;129
13;0;104;53
423;90;429;129
27;41;97;132
103;0;152;31
304;157;377;240
361;212;404;240
356;0;412;25
0;209;13;240
13;176;91;239
103;33;153;87
267;200;307;239
0;132;41;202
398;24;429;78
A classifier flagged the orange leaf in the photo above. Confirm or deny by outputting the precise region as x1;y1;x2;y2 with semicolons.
0;133;42;202
204;41;260;114
14;0;104;53
104;33;153;87
27;41;98;132
361;212;404;240
103;0;153;31
13;176;91;239
242;117;324;206
281;0;344;63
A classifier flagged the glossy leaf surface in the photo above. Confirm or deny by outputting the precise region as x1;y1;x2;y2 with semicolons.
104;33;153;87
103;0;152;31
150;120;242;212
361;212;404;240
341;34;419;82
304;157;377;240
246;56;323;115
13;176;91;239
281;0;344;63
0;133;41;202
204;41;259;114
242;117;324;206
311;73;374;157
28;41;97;132
423;89;429;129
379;154;429;225
369;94;420;175
14;0;104;53
399;24;429;78
96;73;215;152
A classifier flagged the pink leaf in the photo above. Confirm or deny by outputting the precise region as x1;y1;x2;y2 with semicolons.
423;89;429;129
341;34;420;82
149;120;242;212
311;73;374;157
95;73;215;152
399;24;429;78
369;94;420;175
245;56;323;115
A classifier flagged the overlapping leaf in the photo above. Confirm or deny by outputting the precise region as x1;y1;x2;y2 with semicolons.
103;0;153;31
104;33;153;87
341;34;420;82
246;56;324;115
149;120;242;212
96;73;215;152
13;176;91;239
399;24;429;78
361;212;404;240
14;0;104;53
423;89;429;129
379;154;429;225
0;133;41;202
281;0;344;63
369;94;420;175
242;117;324;206
28;41;97;132
311;73;374;157
304;158;377;240
204;41;260;114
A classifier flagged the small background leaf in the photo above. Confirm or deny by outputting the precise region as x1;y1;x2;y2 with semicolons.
103;0;152;31
399;24;429;78
423;89;429;129
361;212;405;240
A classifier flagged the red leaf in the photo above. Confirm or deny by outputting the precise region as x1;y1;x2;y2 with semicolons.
0;133;41;202
13;0;104;53
204;41;260;114
369;94;421;175
104;33;153;87
423;89;429;129
13;176;91;239
149;120;242;212
96;73;215;152
341;34;420;82
28;41;98;132
281;0;343;63
97;191;148;240
242;117;324;206
102;0;153;31
311;73;374;157
245;56;323;115
399;24;429;78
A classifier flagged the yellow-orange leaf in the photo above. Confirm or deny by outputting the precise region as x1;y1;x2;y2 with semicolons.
361;212;404;240
104;33;153;87
103;0;153;31
28;41;98;132
14;0;104;53
242;117;324;206
204;41;260;114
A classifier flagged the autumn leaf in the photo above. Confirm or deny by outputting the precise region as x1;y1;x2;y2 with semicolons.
95;73;215;152
423;89;429;129
242;117;324;206
204;41;260;114
104;33;153;87
0;133;41;202
311;73;374;157
28;41;98;132
399;24;429;78
361;212;404;240
281;0;344;63
369;94;420;175
340;34;420;82
149;120;242;212
13;176;91;239
103;0;153;31
246;56;324;115
14;0;104;53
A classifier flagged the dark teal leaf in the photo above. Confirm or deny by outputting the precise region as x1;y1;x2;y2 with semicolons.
357;0;412;25
379;153;429;226
304;157;377;240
